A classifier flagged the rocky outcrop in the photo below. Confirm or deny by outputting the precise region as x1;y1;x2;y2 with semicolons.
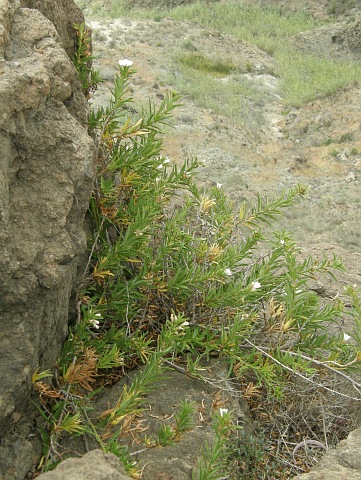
36;429;361;480
95;360;252;480
292;427;361;480
35;359;361;478
19;0;85;59
38;450;133;480
36;359;251;480
0;0;95;478
291;15;361;61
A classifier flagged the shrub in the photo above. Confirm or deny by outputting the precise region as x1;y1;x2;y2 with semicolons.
33;60;361;477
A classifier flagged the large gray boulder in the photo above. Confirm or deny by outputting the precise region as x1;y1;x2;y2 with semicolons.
292;427;361;479
0;0;95;478
37;359;251;480
38;450;133;480
19;0;85;59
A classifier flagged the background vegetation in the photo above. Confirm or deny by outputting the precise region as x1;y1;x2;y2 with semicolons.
32;37;361;477
34;4;361;478
77;0;361;111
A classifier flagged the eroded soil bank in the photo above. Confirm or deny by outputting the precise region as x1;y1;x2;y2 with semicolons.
87;2;361;254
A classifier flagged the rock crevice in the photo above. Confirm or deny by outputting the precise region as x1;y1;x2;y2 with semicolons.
0;1;95;478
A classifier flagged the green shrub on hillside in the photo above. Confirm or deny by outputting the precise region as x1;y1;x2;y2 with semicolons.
33;61;361;478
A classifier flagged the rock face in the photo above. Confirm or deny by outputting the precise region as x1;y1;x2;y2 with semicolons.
19;0;85;59
38;450;133;480
292;427;361;480
36;359;251;480
93;360;251;480
0;0;95;478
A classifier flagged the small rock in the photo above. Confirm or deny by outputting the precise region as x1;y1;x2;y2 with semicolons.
37;450;132;480
345;171;357;182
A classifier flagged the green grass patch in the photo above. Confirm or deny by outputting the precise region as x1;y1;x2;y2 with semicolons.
81;0;326;36
79;0;361;109
277;46;361;106
182;39;198;52
168;65;267;130
166;1;325;56
178;52;237;77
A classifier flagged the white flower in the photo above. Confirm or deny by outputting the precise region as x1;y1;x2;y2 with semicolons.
219;408;228;417
343;333;351;342
251;281;262;291
118;58;133;67
224;268;233;277
157;157;170;169
280;239;285;245
216;182;222;189
181;321;190;327
89;319;100;329
89;312;102;329
155;177;161;183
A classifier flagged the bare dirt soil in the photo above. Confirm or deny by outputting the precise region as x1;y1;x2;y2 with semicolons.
87;1;361;258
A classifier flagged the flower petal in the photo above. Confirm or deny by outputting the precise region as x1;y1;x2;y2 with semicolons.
118;58;133;67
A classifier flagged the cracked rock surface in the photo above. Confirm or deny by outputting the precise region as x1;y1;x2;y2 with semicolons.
0;1;95;478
